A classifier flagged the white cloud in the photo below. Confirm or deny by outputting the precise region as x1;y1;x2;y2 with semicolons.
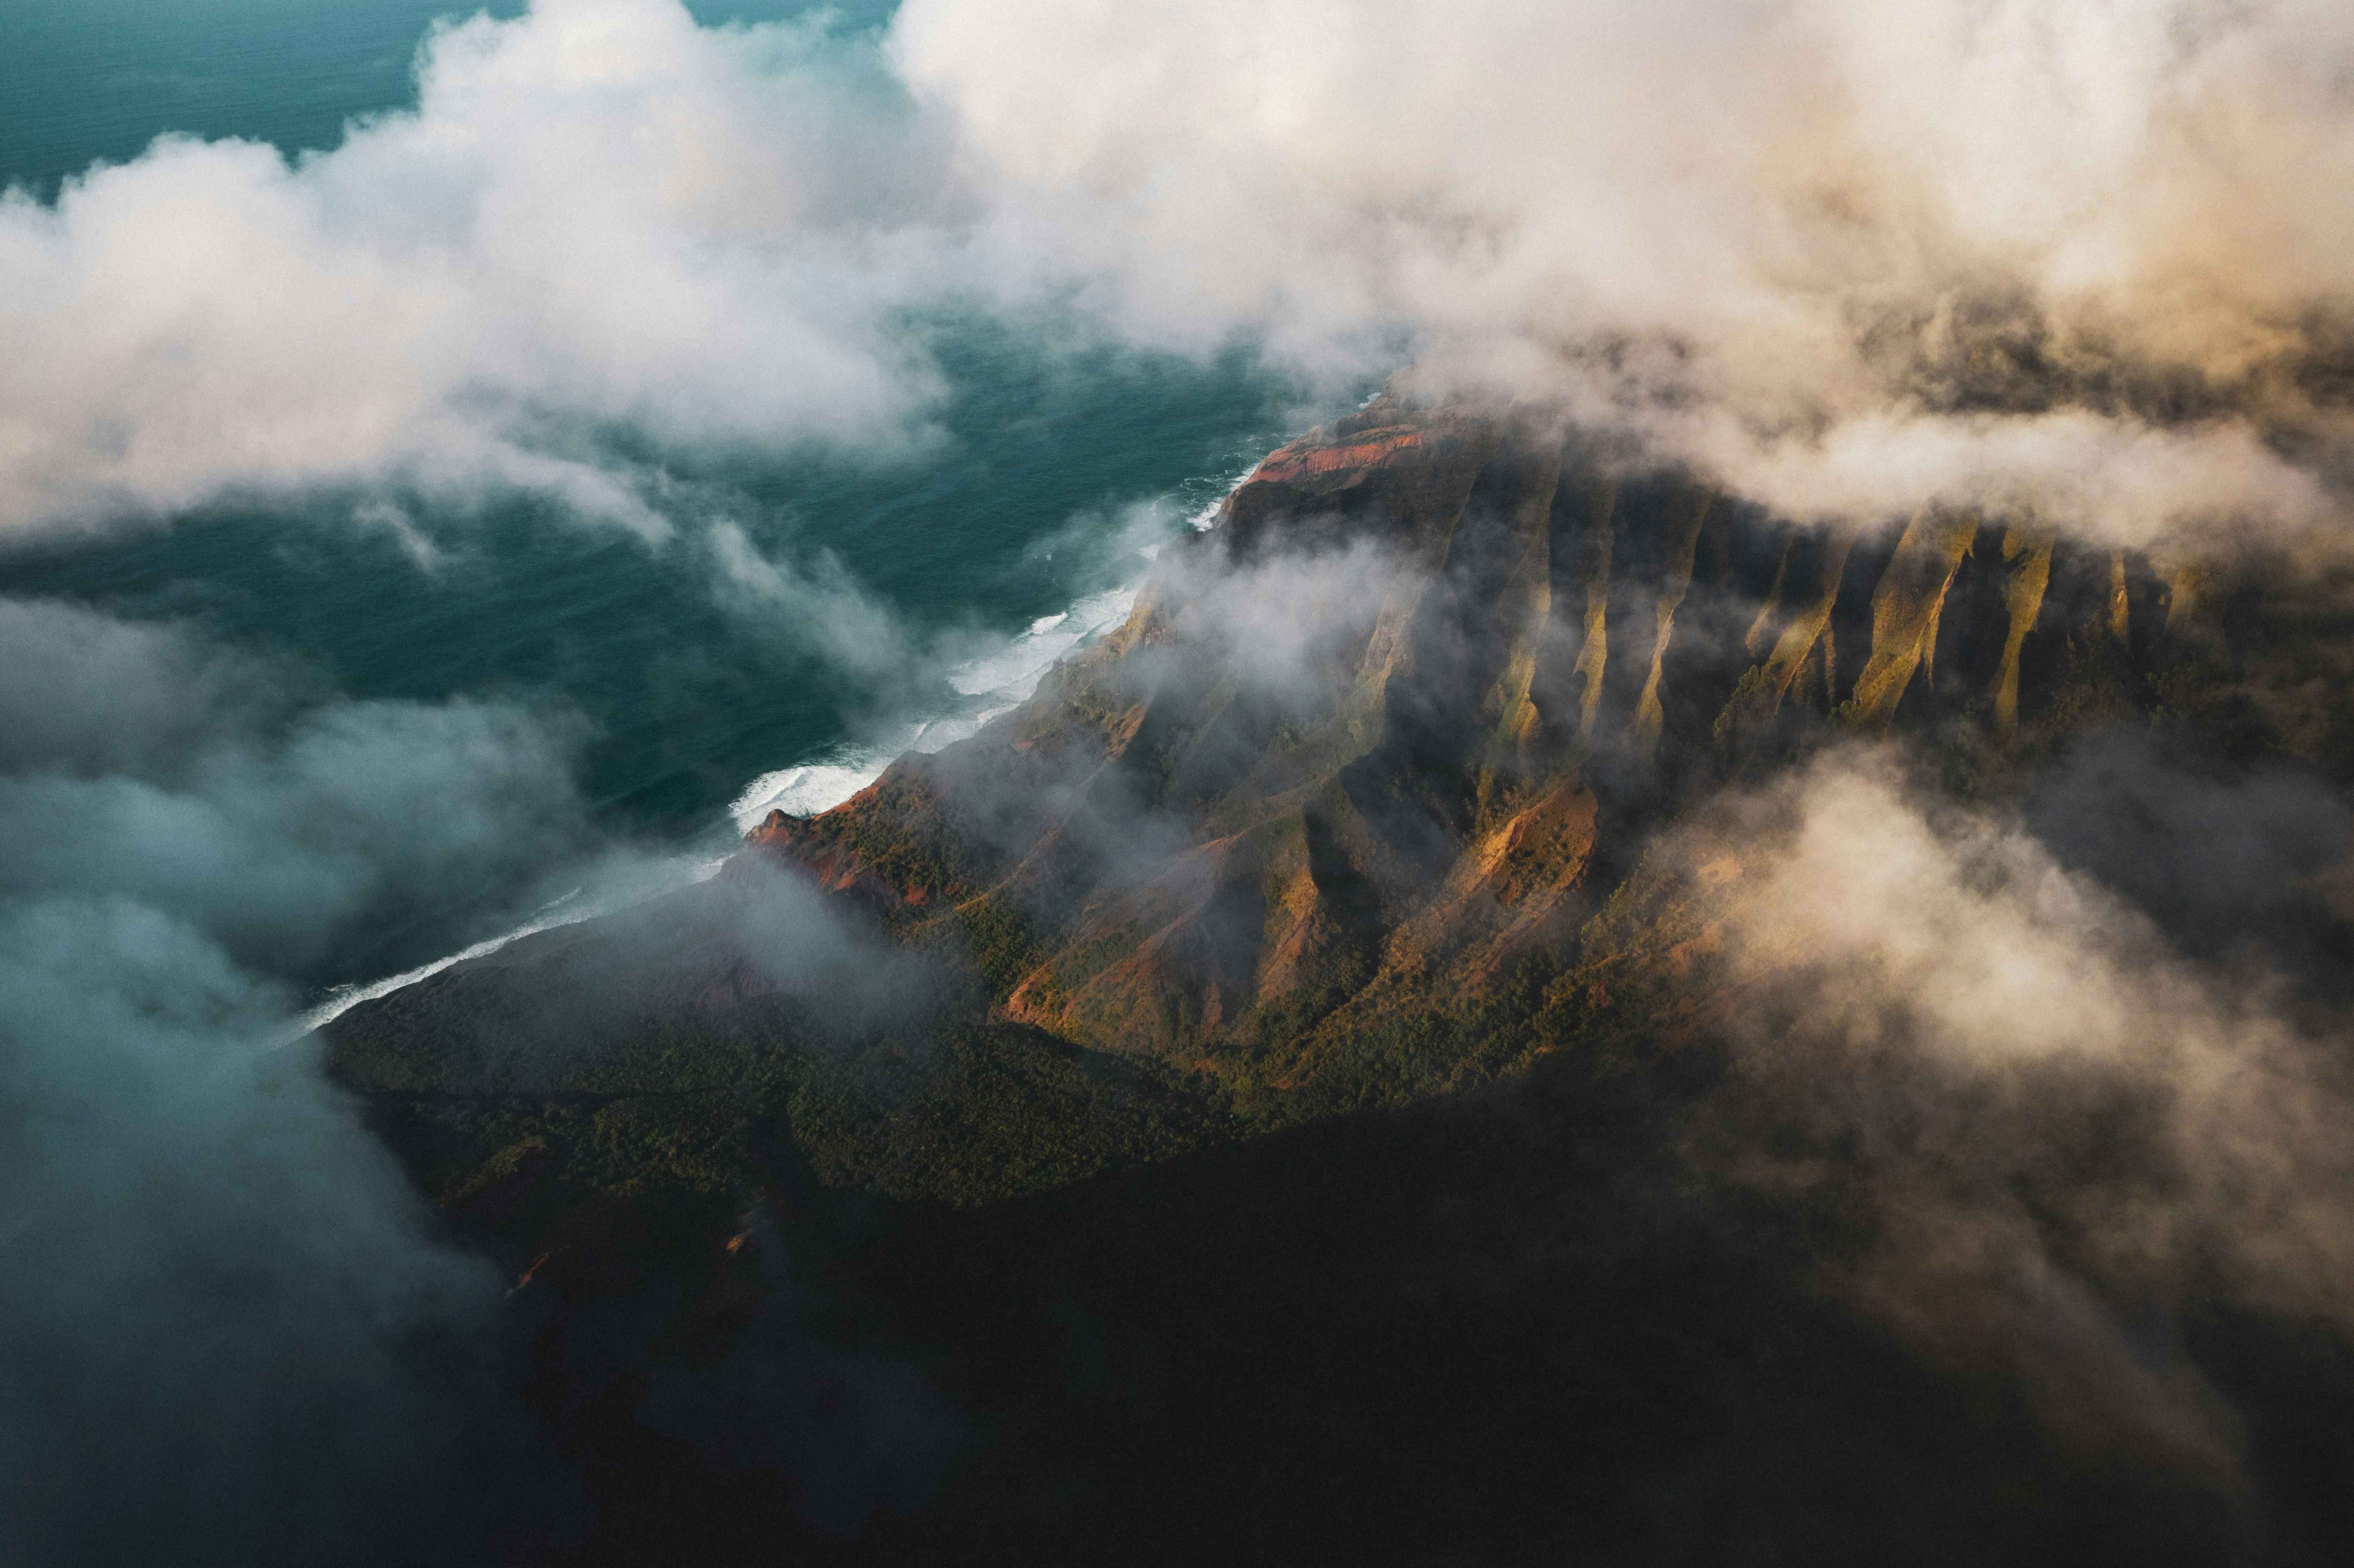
1716;751;2354;1338
1622;750;2354;1471
4;0;2351;544
0;0;954;534
897;0;2354;538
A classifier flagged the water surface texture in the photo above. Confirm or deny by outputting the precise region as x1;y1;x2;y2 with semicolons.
0;0;1315;986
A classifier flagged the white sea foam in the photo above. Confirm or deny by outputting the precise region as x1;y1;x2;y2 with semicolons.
728;753;895;830
1189;466;1252;531
735;460;1258;837
292;853;727;1038
945;582;1138;698
729;579;1143;831
316;464;1264;1024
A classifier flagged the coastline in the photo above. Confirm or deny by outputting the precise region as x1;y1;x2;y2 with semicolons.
298;464;1255;1036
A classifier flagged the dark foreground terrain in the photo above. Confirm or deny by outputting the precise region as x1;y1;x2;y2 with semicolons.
327;395;2354;1564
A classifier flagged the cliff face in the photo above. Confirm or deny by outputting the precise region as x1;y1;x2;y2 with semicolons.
325;387;2354;1200
734;392;2321;1110
318;395;2354;1564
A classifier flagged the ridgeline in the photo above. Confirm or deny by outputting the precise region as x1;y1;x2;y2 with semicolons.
324;393;2354;1565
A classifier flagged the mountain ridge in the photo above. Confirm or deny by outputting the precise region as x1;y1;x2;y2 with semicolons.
727;389;2299;1104
317;390;2354;1563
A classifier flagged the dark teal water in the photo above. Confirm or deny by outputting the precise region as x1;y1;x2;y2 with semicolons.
0;0;1321;981
1;0;890;201
0;2;1308;818
0;329;1294;834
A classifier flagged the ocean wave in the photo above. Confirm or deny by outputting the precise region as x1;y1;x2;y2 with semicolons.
946;582;1141;697
1189;464;1253;531
312;464;1261;1027
726;754;897;828
731;465;1263;827
731;570;1157;831
292;853;728;1037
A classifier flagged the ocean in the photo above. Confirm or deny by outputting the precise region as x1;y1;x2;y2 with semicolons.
0;0;1327;999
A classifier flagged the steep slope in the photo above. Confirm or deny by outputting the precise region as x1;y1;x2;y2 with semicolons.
330;388;2354;1173
724;391;2341;1108
328;387;2354;1193
315;392;2354;1566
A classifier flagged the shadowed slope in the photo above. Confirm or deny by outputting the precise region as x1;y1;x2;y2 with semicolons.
317;391;2354;1566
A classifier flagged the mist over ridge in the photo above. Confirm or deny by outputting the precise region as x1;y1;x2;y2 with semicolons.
306;388;2354;1560
8;0;2354;1562
0;0;2346;554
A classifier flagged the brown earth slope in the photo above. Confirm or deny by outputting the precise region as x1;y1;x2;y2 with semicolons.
314;392;2354;1566
328;389;2354;1168
728;392;2319;1109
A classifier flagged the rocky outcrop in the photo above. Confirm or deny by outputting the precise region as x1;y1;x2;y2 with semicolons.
312;391;2354;1568
708;391;2267;1100
1844;508;1978;733
334;388;2343;1123
1988;522;2055;742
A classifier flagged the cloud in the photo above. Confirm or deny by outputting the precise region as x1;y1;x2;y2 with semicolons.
8;0;2351;551
0;895;552;1566
0;597;299;777
0;587;986;1556
24;3;2354;1546
894;0;2354;538
0;600;632;1560
0;600;601;979
1670;747;2354;1476
2023;730;2354;987
705;516;919;681
0;0;956;536
1143;529;1419;698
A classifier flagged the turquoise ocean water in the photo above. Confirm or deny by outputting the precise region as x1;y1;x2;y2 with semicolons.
0;0;1320;988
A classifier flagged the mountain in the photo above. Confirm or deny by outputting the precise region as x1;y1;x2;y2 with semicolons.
323;392;2354;1564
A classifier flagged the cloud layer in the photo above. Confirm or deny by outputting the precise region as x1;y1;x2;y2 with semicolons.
15;5;2354;1552
0;0;955;535
896;0;2354;538
6;0;2351;548
0;600;613;1562
1675;748;2354;1481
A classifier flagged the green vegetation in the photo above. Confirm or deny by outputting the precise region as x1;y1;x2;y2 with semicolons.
314;410;2354;1563
954;896;1052;1006
341;998;1232;1220
778;1023;1232;1206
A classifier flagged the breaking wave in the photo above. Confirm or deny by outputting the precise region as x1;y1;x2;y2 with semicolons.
303;459;1262;1029
726;580;1148;829
725;460;1251;831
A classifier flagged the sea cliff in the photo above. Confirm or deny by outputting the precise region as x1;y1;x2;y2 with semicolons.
321;393;2354;1563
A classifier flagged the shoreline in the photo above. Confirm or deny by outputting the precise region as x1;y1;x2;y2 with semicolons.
296;463;1254;1036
